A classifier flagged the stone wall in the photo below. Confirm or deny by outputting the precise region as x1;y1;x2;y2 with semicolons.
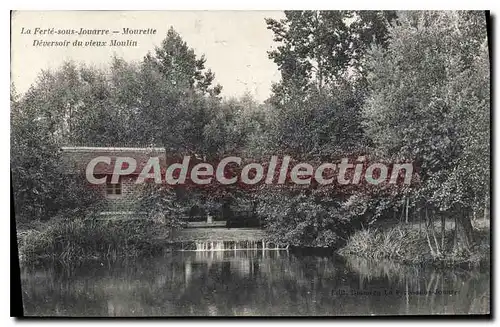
60;147;166;213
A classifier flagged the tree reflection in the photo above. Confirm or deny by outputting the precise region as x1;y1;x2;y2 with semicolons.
20;252;489;316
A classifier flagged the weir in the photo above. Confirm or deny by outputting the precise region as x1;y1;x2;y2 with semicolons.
175;240;289;252
171;226;288;252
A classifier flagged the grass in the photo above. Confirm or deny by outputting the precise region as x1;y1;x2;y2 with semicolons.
338;219;490;268
17;216;268;264
17;215;175;264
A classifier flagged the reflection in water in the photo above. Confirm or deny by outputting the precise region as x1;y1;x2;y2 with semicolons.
20;251;490;316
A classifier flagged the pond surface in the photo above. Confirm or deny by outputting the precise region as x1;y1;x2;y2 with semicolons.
20;250;490;316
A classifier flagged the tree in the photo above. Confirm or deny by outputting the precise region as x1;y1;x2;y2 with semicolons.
11;28;228;223
144;27;222;97
266;10;397;105
251;10;399;246
362;11;489;253
263;10;397;157
11;81;101;223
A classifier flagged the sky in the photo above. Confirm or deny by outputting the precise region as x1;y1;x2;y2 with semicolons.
11;11;285;102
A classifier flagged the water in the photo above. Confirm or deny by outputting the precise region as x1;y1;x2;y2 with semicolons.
20;250;490;316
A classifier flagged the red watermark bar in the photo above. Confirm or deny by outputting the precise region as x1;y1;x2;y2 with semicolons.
85;155;417;188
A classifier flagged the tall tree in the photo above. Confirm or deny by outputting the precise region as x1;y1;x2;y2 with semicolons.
266;10;397;105
11;28;229;222
144;27;222;97
362;11;489;251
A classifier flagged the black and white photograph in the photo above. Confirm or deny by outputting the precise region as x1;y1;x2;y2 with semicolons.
10;10;491;317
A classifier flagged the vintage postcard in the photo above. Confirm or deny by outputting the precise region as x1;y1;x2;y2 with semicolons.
10;10;491;317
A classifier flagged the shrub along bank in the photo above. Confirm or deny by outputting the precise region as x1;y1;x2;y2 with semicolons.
338;220;490;268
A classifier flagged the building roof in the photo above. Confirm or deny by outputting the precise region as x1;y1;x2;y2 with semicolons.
60;146;168;175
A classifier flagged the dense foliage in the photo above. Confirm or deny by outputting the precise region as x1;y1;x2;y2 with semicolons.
257;11;489;250
12;12;490;255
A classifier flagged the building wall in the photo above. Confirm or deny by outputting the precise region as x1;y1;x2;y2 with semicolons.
60;147;166;214
97;176;143;213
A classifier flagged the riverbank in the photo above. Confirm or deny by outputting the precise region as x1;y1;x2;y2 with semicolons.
16;216;175;264
338;219;490;268
16;216;270;264
17;214;490;269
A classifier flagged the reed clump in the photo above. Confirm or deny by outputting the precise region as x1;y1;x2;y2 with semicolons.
338;222;490;268
17;215;173;264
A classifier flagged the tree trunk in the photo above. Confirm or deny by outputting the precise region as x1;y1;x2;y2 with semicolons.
405;197;409;224
454;207;474;253
314;11;323;94
452;215;458;250
424;206;436;257
483;191;490;220
431;224;441;256
400;199;404;224
425;226;436;257
419;209;422;234
441;215;445;252
473;194;477;222
458;210;474;251
427;207;441;256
